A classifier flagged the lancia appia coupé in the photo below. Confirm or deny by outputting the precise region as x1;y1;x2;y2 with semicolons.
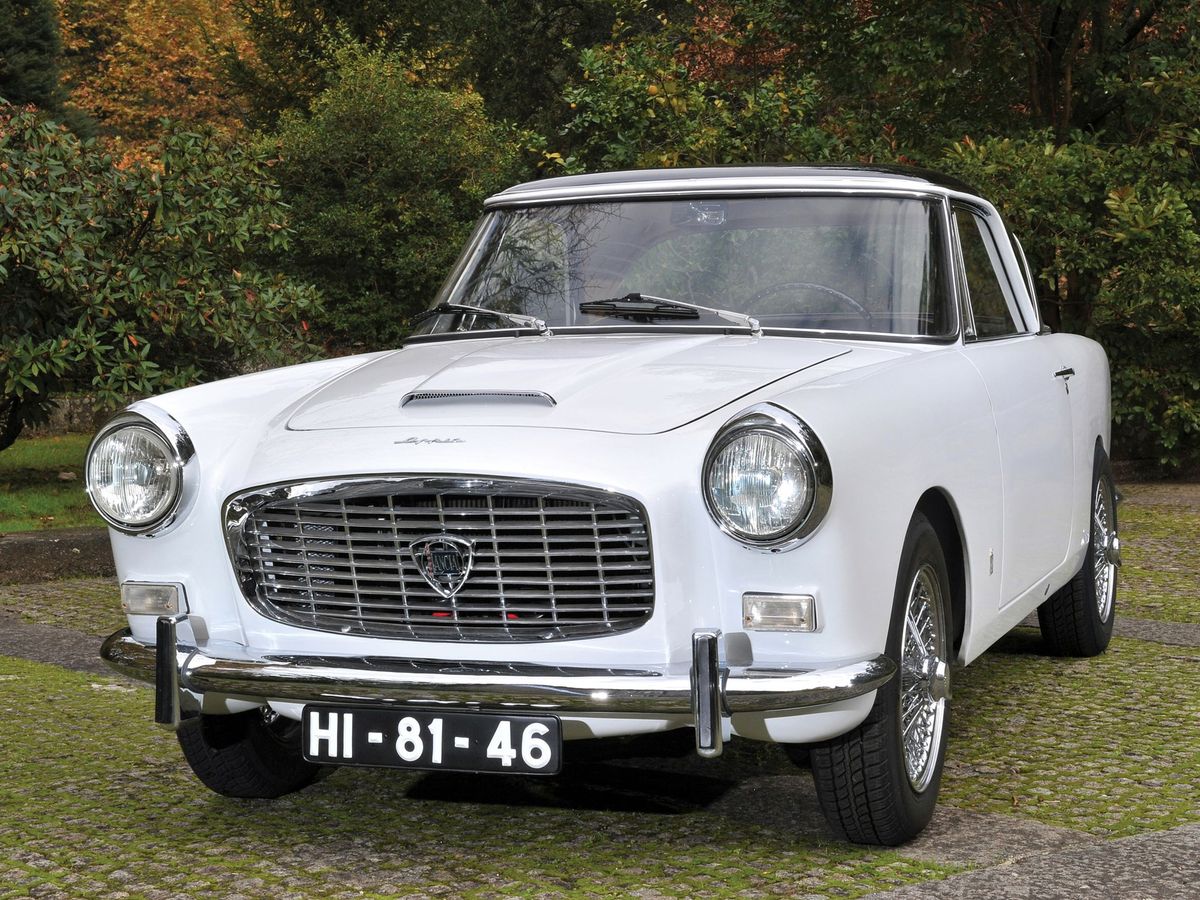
93;166;1118;845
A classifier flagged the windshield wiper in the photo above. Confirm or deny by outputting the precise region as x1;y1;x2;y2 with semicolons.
579;293;762;336
413;302;549;335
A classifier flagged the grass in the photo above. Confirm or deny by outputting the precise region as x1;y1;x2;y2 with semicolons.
940;632;1200;837
0;579;123;637
0;433;102;533
1117;502;1200;624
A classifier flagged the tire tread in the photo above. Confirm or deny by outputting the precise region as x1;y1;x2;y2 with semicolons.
177;711;323;799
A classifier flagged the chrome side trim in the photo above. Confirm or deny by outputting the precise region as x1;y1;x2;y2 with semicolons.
101;628;895;722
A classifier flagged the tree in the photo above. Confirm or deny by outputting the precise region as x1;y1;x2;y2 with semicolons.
266;43;528;349
56;0;251;147
222;0;620;142
223;0;475;126
563;1;844;170
0;103;323;452
0;0;64;111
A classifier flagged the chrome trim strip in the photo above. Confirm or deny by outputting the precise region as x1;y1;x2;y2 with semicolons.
101;628;895;717
485;184;945;208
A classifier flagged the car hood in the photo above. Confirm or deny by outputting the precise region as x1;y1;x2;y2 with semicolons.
286;333;857;435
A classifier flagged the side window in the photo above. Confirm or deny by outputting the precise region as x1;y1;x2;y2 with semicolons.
955;207;1025;338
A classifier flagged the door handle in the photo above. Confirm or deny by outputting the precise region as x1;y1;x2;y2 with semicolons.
1054;367;1075;379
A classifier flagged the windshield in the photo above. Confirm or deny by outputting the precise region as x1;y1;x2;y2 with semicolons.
417;195;953;339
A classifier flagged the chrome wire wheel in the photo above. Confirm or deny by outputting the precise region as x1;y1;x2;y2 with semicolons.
1092;477;1118;622
899;563;949;793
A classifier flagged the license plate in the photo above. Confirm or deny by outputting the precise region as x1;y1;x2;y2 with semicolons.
301;706;562;775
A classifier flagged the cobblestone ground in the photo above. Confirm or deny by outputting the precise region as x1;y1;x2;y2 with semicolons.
0;483;1196;898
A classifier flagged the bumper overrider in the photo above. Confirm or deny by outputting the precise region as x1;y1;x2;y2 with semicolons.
101;616;895;758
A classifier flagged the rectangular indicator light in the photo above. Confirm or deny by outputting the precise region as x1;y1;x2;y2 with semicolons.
743;593;817;632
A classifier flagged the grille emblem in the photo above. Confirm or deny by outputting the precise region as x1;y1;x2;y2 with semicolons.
409;534;474;598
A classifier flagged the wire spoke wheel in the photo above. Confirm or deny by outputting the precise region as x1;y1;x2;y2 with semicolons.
1091;478;1118;622
899;563;949;792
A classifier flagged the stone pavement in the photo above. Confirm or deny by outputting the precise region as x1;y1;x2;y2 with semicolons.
861;824;1200;899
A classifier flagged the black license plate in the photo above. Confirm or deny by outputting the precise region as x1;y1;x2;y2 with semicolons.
301;706;562;775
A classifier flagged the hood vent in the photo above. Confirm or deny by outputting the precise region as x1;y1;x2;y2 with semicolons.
401;390;557;408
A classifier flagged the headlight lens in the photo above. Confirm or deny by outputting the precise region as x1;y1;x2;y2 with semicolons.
707;431;813;539
86;423;181;530
703;405;832;548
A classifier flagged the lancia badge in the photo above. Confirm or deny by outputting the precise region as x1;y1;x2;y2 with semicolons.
409;534;474;598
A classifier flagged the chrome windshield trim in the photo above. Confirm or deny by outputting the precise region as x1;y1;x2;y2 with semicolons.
400;326;959;347
485;184;949;208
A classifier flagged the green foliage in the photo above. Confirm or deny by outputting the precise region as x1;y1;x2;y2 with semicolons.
0;0;63;111
226;0;619;140
226;0;476;126
267;44;528;349
0;103;322;451
563;2;842;170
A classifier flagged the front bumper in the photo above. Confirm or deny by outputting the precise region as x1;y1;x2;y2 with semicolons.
101;616;895;758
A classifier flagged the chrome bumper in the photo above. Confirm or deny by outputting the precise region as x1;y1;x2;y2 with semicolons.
101;616;895;758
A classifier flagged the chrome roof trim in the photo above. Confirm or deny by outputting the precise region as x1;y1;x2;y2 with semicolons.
484;166;980;208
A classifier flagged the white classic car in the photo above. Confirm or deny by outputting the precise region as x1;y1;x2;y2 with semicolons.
92;166;1118;845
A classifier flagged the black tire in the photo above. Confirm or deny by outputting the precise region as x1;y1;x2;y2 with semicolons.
1037;446;1118;657
177;709;325;799
810;511;952;845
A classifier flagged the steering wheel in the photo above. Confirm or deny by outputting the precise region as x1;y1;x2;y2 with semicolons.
744;281;872;323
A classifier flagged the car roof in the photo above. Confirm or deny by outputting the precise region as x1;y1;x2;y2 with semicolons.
485;165;980;207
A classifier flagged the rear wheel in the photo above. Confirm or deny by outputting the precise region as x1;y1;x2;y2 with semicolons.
1038;448;1118;657
177;708;325;799
810;512;952;845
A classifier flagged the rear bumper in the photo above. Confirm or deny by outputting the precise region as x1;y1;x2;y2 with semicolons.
101;616;894;757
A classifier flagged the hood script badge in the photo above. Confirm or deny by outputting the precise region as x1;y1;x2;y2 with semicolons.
409;534;474;599
394;437;465;445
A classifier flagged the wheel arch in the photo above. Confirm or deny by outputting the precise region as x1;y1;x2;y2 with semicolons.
914;488;967;657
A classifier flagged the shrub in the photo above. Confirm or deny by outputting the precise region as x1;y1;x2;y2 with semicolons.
0;103;322;452
266;44;528;350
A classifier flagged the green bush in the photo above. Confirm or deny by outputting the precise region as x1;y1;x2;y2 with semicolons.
562;5;842;170
267;44;529;350
0;103;322;452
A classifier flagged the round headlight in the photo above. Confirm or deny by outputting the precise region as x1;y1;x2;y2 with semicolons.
703;406;832;549
86;421;183;531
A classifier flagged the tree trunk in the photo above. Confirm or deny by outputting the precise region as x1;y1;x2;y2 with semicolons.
0;397;26;454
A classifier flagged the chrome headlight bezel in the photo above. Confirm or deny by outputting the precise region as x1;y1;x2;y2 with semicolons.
702;403;832;551
85;405;196;536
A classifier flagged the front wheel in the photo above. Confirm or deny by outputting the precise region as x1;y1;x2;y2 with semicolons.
810;511;952;845
177;708;326;799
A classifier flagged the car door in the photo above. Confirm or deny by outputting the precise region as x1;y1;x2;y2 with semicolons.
953;203;1075;606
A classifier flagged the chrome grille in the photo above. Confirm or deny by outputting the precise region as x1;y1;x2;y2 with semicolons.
226;478;654;641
